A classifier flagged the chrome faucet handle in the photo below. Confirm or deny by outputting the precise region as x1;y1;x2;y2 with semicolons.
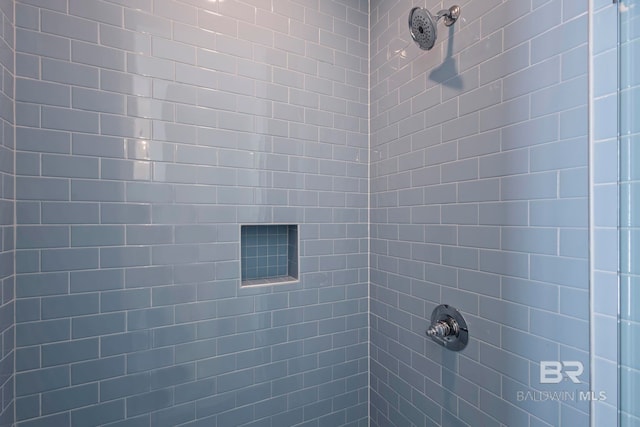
426;304;468;351
427;317;458;338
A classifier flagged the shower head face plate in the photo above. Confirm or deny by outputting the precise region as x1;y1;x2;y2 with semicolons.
408;7;437;51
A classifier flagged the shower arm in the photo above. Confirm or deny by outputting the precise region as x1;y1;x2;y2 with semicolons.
435;5;460;27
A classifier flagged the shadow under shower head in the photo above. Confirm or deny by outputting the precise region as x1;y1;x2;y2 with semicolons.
408;5;460;51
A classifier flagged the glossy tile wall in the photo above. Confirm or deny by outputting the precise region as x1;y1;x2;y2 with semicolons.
370;0;591;426
0;0;14;425
618;0;640;425
13;0;369;425
590;0;619;425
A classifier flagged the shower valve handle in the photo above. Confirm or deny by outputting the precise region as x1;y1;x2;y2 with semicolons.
427;317;459;338
426;304;468;351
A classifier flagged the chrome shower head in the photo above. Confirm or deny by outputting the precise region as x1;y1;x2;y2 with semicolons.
408;5;460;51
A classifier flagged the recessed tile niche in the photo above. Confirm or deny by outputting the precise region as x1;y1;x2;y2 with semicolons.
240;224;299;286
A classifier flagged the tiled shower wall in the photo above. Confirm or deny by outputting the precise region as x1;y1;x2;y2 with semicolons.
619;0;640;425
370;0;591;426
13;0;369;425
0;0;14;425
590;0;619;425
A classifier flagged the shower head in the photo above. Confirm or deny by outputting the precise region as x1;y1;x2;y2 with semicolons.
408;5;460;51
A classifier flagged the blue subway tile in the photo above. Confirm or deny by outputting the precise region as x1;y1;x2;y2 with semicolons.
72;39;125;71
217;296;254;318
196;354;236;379
16;152;40;176
149;402;195;427
126;225;173;245
126;389;173;417
16;412;70;427
175;339;217;364
42;106;100;133
41;293;100;319
502;376;559;425
42;202;99;224
16;177;69;201
530;254;588;289
272;407;304;426
152;284;197;306
217;332;255;356
501;172;557;201
16;347;40;372
152;204;198;225
71;400;125;427
174;378;216;405
502;326;558;364
149;364;196;390
100;203;151;224
41;248;99;271
502;277;558;311
502;227;557;255
531;77;587;118
16;127;71;154
530;309;588;351
217;368;254;393
101;159;151;181
100;246;151;268
560;287;590;320
16;202;38;226
41;383;98;415
101;288;150;312
41;56;98;88
16;365;69;396
126;182;173;203
15;101;41;128
42;154;99;178
479;250;529;279
15;395;39;422
127;347;174;374
17;27;70;60
71;355;125;384
153;324;196;347
125;265;172;288
127;306;174;331
17;272;68;298
236;348;271;371
195;391;236;419
69;0;123;25
42;338;99;367
175;301;217;323
100;414;150;427
100;373;150;402
16;319;69;346
173;263;214;285
17;226;69;249
152;244;198;265
72;87;125;114
217;406;255;426
70;268;124;293
197;318;236;339
15;250;38;273
72;312;125;339
72;225;125;247
101;331;150;357
16;298;40;323
72;134;127;159
71;179;125;202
